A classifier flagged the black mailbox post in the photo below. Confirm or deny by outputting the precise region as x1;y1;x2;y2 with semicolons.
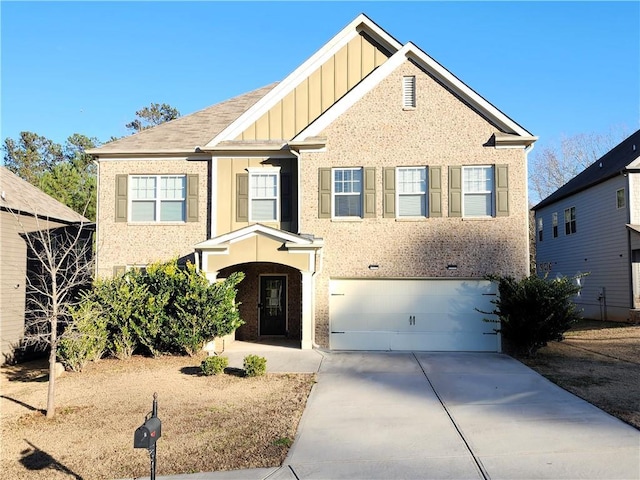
134;392;161;480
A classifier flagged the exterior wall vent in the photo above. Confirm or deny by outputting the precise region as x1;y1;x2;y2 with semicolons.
403;76;416;108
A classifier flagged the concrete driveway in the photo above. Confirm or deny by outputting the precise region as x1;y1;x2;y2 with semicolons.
151;350;640;480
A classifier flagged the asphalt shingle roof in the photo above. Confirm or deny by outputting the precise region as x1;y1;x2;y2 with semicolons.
0;167;89;223
89;82;279;155
532;130;640;210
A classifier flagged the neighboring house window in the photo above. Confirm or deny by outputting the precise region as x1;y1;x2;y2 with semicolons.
463;166;493;217
617;188;626;209
403;76;416;108
397;167;427;217
552;212;558;238
248;169;279;222
130;175;186;222
564;207;576;235
333;168;362;217
537;217;543;242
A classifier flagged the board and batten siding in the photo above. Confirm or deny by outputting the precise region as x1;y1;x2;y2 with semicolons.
535;174;631;321
237;33;390;141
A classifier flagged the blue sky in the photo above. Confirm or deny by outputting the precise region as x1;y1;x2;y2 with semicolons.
2;1;639;163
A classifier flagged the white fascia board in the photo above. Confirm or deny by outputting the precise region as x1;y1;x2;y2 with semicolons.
197;224;314;249
204;15;402;148
294;44;412;139
402;43;533;137
296;42;534;141
625;154;640;169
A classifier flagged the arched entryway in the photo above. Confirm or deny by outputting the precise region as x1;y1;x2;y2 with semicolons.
219;262;302;342
194;224;323;349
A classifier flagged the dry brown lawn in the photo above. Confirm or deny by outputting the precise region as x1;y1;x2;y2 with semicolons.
0;353;315;480
2;321;638;479
518;319;640;429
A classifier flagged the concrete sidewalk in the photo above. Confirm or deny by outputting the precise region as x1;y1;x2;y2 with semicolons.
136;348;640;480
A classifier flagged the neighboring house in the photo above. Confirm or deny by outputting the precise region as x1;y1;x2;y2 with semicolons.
532;130;640;323
88;14;537;352
0;167;93;363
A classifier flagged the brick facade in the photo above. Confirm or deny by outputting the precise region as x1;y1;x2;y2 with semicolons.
300;61;529;347
96;158;209;278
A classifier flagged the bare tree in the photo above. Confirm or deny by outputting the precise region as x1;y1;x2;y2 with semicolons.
529;126;631;203
15;211;94;418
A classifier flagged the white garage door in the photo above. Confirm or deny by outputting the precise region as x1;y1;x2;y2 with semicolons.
329;279;500;351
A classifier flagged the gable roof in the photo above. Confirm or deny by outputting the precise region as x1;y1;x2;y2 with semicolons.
532;129;640;211
87;83;278;155
207;14;535;150
0;167;89;223
294;40;536;143
194;223;324;251
89;13;535;157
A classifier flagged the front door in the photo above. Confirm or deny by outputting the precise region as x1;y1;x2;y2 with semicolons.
259;275;287;335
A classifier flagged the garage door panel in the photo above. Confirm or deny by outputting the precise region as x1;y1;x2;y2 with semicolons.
329;279;499;352
390;332;498;351
331;332;390;351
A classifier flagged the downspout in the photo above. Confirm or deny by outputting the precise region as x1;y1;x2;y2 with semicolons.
311;246;324;349
288;147;303;234
524;142;535;275
289;145;323;349
93;157;100;278
625;169;634;312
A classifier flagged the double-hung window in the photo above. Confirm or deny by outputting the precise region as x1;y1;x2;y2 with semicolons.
130;175;186;222
552;212;558;238
564;207;576;235
397;167;427;217
463;166;493;217
248;169;279;222
333;168;362;217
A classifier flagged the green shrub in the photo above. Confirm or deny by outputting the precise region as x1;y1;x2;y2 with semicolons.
482;274;585;356
72;258;245;359
201;356;229;376
243;354;267;377
58;298;108;372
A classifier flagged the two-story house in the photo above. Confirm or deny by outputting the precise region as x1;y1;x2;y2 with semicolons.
533;130;640;323
89;14;537;352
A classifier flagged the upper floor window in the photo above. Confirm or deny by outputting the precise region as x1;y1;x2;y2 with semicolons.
552;212;558;238
463;166;493;217
564;207;576;235
333;168;362;217
397;167;427;217
130;175;186;222
617;188;626;209
537;217;543;242
249;170;279;222
403;76;416;108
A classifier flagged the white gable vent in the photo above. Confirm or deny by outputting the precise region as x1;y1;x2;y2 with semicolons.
403;76;416;108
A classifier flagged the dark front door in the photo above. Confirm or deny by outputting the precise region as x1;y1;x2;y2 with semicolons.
259;275;287;335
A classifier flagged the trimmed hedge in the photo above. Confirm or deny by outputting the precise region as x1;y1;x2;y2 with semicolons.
482;273;584;356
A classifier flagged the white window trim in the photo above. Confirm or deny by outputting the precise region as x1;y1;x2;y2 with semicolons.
129;174;186;223
462;166;494;218
396;166;427;218
247;167;281;223
332;167;363;219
